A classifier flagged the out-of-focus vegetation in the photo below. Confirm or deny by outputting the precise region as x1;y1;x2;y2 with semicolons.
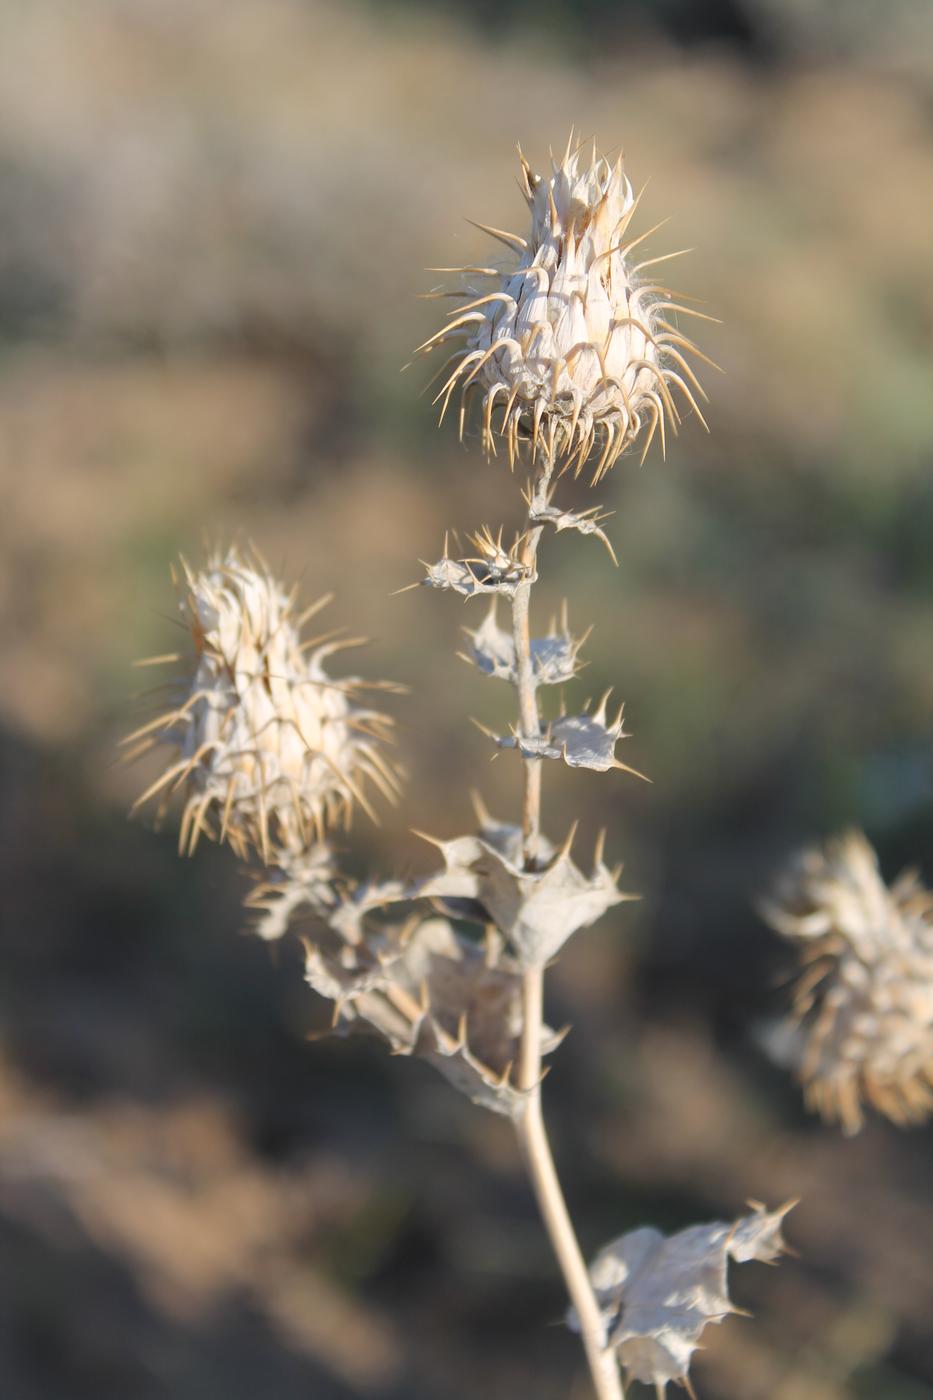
1;1;932;1396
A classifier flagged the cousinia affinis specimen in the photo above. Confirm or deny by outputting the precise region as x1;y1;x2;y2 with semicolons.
410;136;790;1400
128;140;793;1400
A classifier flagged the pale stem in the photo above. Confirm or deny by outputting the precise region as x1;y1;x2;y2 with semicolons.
511;465;624;1400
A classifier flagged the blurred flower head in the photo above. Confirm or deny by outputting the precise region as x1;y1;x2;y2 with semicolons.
417;137;712;480
762;831;933;1133
127;545;400;864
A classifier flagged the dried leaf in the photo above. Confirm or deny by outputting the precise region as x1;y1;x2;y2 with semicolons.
569;1203;795;1395
488;693;647;778
418;809;636;965
527;499;618;565
463;599;586;686
326;877;414;945
246;845;340;941
303;914;560;1116
417;528;535;600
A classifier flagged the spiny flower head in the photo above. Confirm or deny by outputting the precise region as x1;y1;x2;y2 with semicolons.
126;545;400;864
417;136;713;480
762;831;933;1133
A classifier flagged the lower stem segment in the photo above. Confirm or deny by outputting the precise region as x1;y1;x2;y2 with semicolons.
515;968;623;1400
510;466;623;1400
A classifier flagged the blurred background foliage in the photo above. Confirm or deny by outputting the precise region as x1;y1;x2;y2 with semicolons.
1;1;932;1396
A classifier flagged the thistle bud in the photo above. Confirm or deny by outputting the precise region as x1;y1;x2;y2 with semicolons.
127;546;400;864
418;137;712;479
762;831;933;1133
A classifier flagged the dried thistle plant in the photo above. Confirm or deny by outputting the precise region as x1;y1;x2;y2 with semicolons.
127;141;792;1400
762;830;933;1134
401;137;791;1400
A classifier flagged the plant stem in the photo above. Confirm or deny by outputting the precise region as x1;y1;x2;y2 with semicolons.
511;517;544;866
510;465;624;1400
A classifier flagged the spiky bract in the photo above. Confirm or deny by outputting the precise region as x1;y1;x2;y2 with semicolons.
127;546;400;863
763;831;933;1133
417;137;712;479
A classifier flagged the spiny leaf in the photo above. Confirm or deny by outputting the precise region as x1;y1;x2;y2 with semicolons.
303;914;560;1117
487;693;648;778
417;810;636;965
463;599;587;686
568;1203;796;1394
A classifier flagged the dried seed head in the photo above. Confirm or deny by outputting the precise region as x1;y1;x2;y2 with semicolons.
127;545;400;863
417;137;711;479
762;831;933;1133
